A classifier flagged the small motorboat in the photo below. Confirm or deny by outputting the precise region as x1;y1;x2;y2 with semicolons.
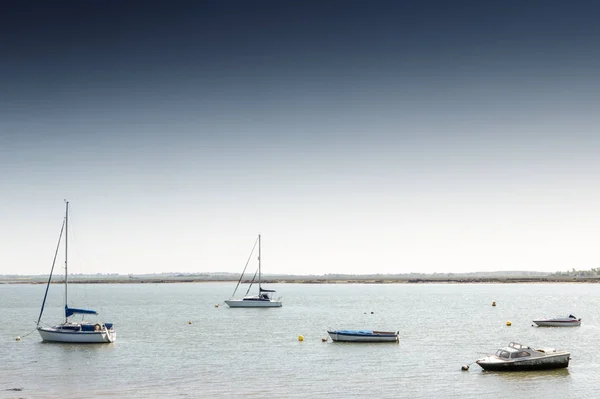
475;342;570;371
533;314;581;327
327;329;399;343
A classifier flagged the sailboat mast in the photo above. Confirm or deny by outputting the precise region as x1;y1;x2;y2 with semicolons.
64;200;69;322
258;234;261;290
36;218;66;327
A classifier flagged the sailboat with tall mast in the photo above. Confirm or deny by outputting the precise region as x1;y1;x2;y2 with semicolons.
225;235;282;308
37;201;116;343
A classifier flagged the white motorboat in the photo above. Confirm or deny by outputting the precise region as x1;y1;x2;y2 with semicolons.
327;330;399;343
475;342;570;371
533;315;581;327
37;201;116;343
225;235;282;308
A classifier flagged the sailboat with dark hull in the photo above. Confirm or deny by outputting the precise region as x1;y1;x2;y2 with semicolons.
37;201;116;343
225;235;282;308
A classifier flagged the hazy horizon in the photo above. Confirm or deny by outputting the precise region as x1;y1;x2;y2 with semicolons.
2;1;600;276
0;269;558;278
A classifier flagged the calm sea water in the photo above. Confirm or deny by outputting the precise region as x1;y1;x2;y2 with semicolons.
2;282;600;398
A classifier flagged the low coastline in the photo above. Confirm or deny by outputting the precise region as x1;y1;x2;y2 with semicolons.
1;276;599;284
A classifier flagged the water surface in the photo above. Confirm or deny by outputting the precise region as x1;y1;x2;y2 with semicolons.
1;283;599;398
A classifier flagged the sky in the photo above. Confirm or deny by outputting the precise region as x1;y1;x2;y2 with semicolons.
1;0;600;276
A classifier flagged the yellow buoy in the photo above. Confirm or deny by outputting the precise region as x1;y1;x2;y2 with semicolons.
492;301;496;307
15;336;21;341
506;321;512;326
298;335;304;342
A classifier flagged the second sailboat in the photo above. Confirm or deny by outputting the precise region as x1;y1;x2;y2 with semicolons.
225;235;282;308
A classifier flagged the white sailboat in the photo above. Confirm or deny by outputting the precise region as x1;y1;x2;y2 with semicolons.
37;201;116;343
225;235;282;308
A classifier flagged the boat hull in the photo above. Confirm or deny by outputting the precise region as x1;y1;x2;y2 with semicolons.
328;330;399;343
533;320;581;327
225;299;282;308
38;327;116;343
477;354;570;371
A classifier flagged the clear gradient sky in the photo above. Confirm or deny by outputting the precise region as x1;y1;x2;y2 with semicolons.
1;1;599;275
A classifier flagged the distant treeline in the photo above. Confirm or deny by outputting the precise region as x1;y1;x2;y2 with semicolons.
3;269;600;284
552;268;600;278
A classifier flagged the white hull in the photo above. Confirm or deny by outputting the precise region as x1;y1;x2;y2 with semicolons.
225;298;282;308
38;327;116;343
328;331;399;343
533;320;581;327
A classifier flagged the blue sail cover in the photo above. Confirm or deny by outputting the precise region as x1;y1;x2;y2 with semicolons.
65;305;98;317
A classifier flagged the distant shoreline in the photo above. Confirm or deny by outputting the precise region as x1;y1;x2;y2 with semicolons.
1;277;599;284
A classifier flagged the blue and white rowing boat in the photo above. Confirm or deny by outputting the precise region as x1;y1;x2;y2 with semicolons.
327;329;399;342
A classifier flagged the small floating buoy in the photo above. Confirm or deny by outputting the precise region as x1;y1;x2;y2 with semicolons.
188;321;192;325
461;364;469;371
15;336;21;341
492;301;496;307
298;335;304;342
321;338;327;342
370;311;374;314
506;321;512;326
215;304;219;308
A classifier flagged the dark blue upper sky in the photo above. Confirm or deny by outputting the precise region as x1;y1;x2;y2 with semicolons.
3;0;599;121
2;1;600;275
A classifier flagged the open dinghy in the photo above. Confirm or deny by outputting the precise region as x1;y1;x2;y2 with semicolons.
327;330;399;343
533;315;581;327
